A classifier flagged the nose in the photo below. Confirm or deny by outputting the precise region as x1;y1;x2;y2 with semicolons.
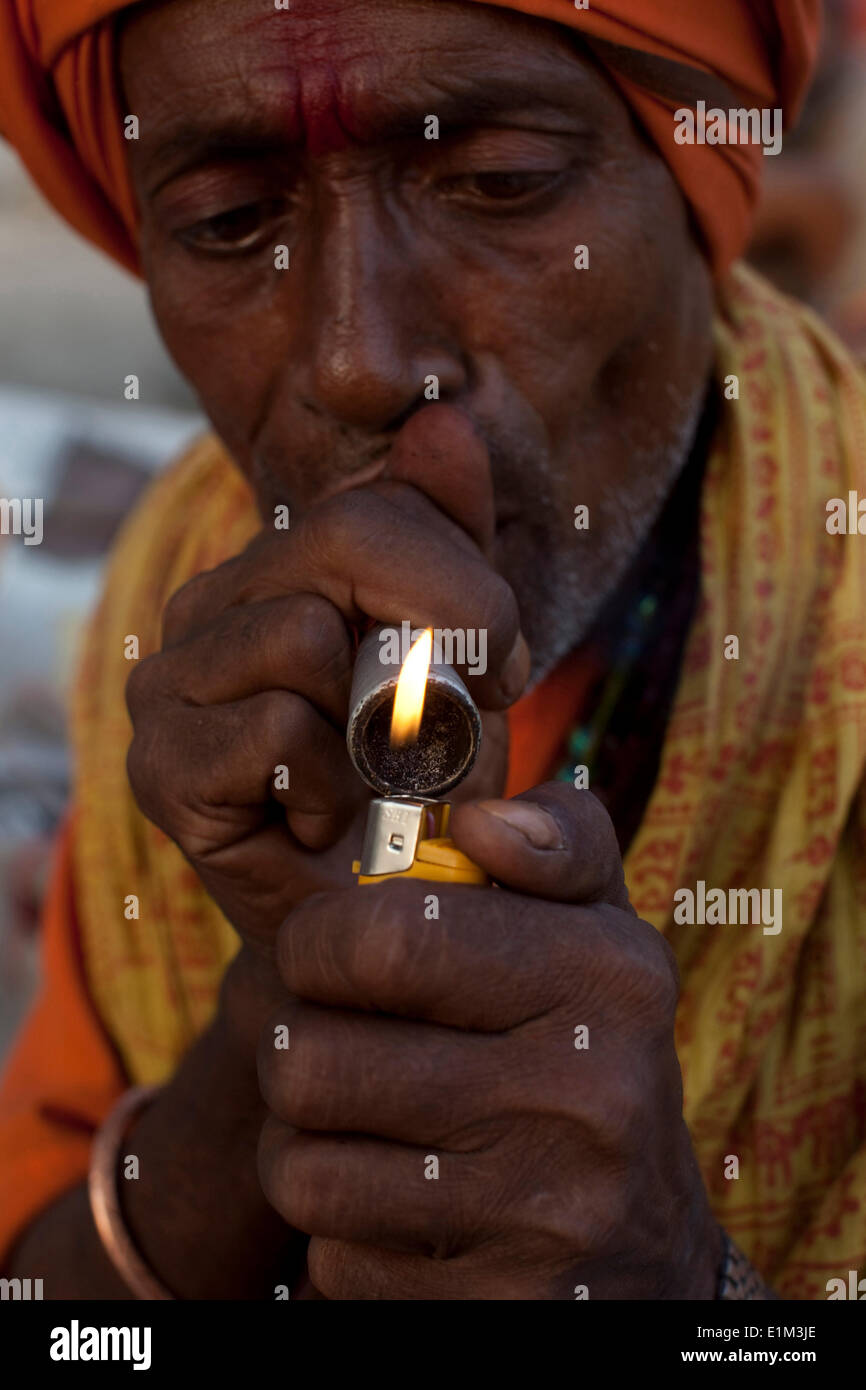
294;186;466;432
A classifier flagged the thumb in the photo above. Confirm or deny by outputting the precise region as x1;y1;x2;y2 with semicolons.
383;403;496;558
449;782;633;911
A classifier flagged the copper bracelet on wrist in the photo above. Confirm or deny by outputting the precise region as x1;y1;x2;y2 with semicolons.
88;1084;176;1300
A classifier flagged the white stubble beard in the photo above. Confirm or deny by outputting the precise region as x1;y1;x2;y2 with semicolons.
506;378;708;691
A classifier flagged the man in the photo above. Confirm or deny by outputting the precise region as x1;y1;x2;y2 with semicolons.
0;0;863;1301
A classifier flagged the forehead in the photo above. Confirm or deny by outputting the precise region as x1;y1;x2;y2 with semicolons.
120;0;616;161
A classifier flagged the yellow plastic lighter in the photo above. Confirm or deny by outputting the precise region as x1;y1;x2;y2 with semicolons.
352;797;488;887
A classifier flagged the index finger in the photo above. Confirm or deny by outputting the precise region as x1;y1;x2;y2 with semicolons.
163;484;528;709
276;880;637;1031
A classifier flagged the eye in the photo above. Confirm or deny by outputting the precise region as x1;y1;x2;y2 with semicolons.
442;169;562;203
178;196;290;253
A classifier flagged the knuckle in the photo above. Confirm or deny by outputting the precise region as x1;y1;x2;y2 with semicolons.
274;890;335;989
655;933;682;1002
274;903;301;990
592;1074;645;1157
126;707;227;838
280;1152;335;1234
162;570;213;642
289;591;339;647
256;1004;297;1112
351;882;419;995
272;1024;339;1131
592;906;680;1027
512;1134;631;1257
571;791;620;866
302;490;378;569
125;738;147;809
582;1176;632;1251
256;1115;291;1210
478;574;519;653
634;945;680;1027
254;687;310;748
574;1178;631;1255
514;1184;595;1257
126;724;199;838
125;727;163;820
124;652;161;722
287;594;350;683
306;1237;361;1299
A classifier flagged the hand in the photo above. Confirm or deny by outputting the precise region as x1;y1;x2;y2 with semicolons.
257;783;723;1299
125;408;529;955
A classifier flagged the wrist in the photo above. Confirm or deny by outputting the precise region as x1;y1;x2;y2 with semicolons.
662;1130;726;1299
116;983;299;1299
90;1086;176;1299
673;1206;725;1301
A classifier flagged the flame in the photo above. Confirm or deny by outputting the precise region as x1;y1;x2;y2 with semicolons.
390;628;433;748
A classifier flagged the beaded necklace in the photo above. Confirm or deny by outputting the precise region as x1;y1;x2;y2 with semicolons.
554;591;660;786
548;426;709;850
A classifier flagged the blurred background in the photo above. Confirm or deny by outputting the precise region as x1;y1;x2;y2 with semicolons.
0;146;203;1055
0;0;865;1061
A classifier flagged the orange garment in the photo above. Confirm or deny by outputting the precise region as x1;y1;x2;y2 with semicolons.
0;669;583;1265
0;812;126;1264
0;0;820;277
504;646;604;798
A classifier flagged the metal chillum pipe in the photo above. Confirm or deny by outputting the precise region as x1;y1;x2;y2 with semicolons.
346;623;482;798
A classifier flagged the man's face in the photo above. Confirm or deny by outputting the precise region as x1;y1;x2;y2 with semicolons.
120;0;714;682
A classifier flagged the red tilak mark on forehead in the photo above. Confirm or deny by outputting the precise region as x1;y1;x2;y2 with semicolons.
304;107;355;157
294;71;359;157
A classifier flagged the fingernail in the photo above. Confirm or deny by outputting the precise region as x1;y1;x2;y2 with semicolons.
500;632;531;704
475;800;565;850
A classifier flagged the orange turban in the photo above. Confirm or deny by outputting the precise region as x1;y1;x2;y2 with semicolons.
0;0;821;278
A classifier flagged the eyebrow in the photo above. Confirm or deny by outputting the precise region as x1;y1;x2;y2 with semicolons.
138;76;591;193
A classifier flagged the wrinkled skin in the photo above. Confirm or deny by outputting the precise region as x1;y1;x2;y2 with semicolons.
122;0;713;681
120;0;723;1297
